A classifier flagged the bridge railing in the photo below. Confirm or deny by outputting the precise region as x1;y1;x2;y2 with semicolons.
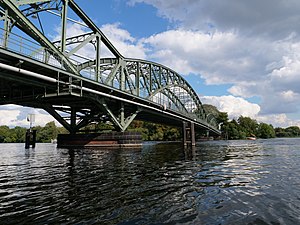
0;28;219;131
0;28;81;70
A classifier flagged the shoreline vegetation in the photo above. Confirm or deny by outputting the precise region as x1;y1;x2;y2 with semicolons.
0;104;299;143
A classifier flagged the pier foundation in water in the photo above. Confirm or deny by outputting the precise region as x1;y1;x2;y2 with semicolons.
57;132;142;148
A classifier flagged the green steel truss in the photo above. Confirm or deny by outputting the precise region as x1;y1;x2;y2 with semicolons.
0;0;219;134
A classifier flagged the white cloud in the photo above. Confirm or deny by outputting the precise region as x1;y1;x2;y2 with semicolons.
142;29;278;85
101;23;146;58
202;95;260;119
0;105;59;128
201;95;300;128
129;0;300;40
4;1;300;130
126;0;300;127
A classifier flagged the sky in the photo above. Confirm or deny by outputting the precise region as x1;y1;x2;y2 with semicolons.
2;0;300;128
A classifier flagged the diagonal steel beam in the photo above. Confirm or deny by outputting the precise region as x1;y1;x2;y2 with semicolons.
66;33;98;57
0;0;79;75
43;104;72;132
104;61;121;85
68;0;123;59
122;109;141;131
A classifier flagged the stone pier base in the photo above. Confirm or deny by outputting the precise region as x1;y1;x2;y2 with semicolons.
57;132;142;148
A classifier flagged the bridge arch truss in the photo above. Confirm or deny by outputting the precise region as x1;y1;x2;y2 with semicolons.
0;0;219;135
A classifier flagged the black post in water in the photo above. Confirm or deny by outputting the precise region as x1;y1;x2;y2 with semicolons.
25;129;36;149
25;114;36;149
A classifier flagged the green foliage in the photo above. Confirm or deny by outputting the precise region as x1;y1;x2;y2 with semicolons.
0;125;27;143
257;123;276;139
35;121;58;143
221;117;277;140
217;112;229;125
0;122;67;143
203;104;219;117
275;126;300;137
128;120;180;141
208;106;278;140
238;116;258;137
82;122;114;132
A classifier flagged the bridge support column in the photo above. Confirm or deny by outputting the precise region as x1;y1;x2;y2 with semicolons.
183;122;195;146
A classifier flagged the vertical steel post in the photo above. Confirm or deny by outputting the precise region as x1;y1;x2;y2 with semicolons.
120;61;125;91
61;0;69;53
136;62;140;96
3;9;10;48
95;35;101;82
149;64;152;93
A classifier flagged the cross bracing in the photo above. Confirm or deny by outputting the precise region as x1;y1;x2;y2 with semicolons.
0;0;220;135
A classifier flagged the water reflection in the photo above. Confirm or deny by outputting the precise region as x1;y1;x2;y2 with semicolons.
0;140;300;224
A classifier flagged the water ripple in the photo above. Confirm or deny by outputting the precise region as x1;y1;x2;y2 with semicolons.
0;140;300;224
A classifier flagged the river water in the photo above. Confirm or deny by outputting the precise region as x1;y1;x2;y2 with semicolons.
0;138;300;225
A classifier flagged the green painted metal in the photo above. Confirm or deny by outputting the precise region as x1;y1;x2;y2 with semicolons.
12;0;51;6
0;0;78;74
60;0;68;53
3;9;10;48
0;0;220;135
68;0;123;59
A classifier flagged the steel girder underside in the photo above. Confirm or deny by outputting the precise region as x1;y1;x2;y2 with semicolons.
0;0;220;135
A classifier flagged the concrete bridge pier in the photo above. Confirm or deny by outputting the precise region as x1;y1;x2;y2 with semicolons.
183;122;196;146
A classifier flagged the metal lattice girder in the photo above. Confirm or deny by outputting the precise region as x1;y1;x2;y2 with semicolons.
76;57;209;123
95;98;141;132
12;0;51;6
0;0;123;75
0;0;79;74
0;0;218;132
109;59;205;117
68;0;122;59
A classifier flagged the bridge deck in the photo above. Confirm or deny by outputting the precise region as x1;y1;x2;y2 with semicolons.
0;0;220;136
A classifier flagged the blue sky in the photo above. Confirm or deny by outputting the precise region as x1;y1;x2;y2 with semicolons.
2;0;300;128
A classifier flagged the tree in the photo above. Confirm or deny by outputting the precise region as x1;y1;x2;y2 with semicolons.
224;120;241;140
217;112;229;125
238;116;258;137
0;126;10;143
285;126;300;136
11;126;27;143
36;121;58;143
274;126;300;137
257;123;275;139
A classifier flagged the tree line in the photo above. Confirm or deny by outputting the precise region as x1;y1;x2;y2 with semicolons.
0;121;67;143
0;105;300;143
204;104;300;140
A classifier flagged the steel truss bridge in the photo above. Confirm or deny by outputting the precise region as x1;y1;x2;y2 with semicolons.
0;0;220;137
